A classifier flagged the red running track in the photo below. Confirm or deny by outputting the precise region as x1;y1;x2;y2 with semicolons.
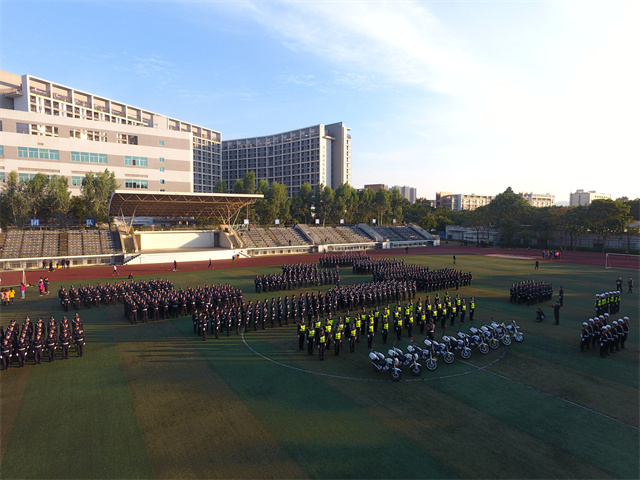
1;246;637;287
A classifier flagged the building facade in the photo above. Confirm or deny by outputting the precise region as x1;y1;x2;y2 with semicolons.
435;192;493;211
570;189;611;206
221;122;352;197
391;185;417;203
519;192;555;208
0;70;214;194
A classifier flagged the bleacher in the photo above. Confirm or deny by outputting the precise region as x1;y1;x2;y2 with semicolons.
309;226;346;244
0;229;119;259
269;227;311;246
239;227;278;248
336;225;375;243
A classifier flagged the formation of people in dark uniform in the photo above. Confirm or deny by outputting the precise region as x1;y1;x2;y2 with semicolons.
366;261;472;293
254;263;340;293
594;291;621;317
580;314;630;358
319;252;370;268
509;280;554;305
1;313;85;370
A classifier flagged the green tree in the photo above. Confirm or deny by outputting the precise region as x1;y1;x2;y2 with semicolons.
389;188;408;224
0;171;29;226
213;179;227;193
355;188;375;224
233;179;244;194
334;183;358;224
586;199;631;252
373;188;390;225
242;171;256;194
564;205;589;250
484;187;532;246
81;169;119;224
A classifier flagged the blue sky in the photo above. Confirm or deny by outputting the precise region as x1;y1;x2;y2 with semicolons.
2;0;639;203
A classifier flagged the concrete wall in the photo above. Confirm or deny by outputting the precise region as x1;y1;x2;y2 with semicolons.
137;230;217;250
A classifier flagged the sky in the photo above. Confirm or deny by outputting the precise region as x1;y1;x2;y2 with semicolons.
1;0;639;204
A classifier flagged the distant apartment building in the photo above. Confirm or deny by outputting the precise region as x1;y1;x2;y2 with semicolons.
221;122;352;197
570;189;611;206
519;192;555;208
0;70;220;194
363;183;387;193
435;192;493;211
391;185;417;203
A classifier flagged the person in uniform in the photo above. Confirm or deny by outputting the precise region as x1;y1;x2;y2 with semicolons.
318;328;326;361
349;323;357;353
334;323;342;356
367;318;375;348
580;322;590;352
307;324;315;355
33;332;44;364
297;319;307;351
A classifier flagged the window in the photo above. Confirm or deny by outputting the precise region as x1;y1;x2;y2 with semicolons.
159;140;164;146
16;123;29;134
0;172;4;183
71;151;107;163
160;179;165;184
125;179;148;189
159;157;165;163
29;148;39;158
159;167;164;172
50;150;59;160
71;176;84;187
0;145;4;156
18;147;28;158
125;156;147;167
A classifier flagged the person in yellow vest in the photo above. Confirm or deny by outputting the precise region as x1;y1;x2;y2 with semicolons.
373;306;380;332
349;323;357;353
440;304;447;330
297;319;307;351
324;319;333;349
450;303;457;326
354;315;362;343
367;319;375;348
318;328;326;361
307;325;315;355
396;314;403;342
406;312;414;338
460;299;467;323
382;313;389;344
334;323;342;356
469;297;476;321
314;317;322;343
360;309;367;336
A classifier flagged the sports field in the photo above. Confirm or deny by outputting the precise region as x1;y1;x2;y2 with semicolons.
1;248;638;479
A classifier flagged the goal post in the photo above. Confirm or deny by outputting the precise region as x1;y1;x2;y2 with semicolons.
605;252;640;269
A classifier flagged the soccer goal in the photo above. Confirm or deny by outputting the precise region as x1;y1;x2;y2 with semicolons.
605;252;640;269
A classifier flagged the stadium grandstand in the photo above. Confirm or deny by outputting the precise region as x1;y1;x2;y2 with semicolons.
0;191;439;270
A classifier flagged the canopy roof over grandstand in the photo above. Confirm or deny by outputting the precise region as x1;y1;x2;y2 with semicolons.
109;191;263;224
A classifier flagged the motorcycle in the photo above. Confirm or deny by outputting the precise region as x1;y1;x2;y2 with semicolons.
480;325;501;349
388;347;423;376
369;351;403;382
505;319;524;342
425;338;455;364
407;343;438;371
462;329;490;355
490;321;512;346
444;334;472;359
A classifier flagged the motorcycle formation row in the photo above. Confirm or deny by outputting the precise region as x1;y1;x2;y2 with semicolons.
369;319;523;381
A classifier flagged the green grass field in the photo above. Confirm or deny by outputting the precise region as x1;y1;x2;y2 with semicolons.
1;254;638;479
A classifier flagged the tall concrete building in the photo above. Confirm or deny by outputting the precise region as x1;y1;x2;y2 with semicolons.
0;70;352;199
570;189;611;206
221;122;352;197
0;70;221;194
391;185;417;203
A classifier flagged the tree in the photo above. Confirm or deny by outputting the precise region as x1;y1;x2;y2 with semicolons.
485;187;532;246
43;176;71;225
389;188;408;224
0;171;29;227
355;188;375;224
563;206;589;250
81;169;118;224
242;171;256;194
373;188;390;225
233;179;244;194
334;183;358;224
214;179;227;193
586;199;631;252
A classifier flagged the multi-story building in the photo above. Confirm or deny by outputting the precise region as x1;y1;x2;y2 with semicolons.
363;183;387;193
435;192;493;211
519;192;555;208
391;185;417;203
570;189;611;206
221;122;351;197
0;70;220;194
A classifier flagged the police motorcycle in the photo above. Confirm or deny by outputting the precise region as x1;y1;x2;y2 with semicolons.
444;333;472;359
489;320;512;346
461;329;490;355
369;351;403;382
504;319;524;342
388;346;423;376
425;338;455;364
407;342;438;371
479;324;500;350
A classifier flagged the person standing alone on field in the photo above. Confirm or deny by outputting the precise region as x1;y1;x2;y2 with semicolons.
553;302;561;325
628;277;633;294
173;260;177;272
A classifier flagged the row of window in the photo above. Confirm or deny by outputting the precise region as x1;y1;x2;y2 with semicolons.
124;156;147;167
71;151;108;164
17;147;60;160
